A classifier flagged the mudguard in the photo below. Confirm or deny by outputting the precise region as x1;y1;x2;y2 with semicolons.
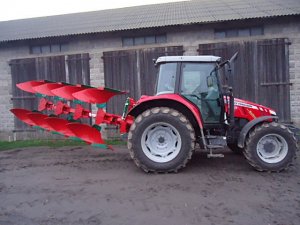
128;94;203;129
237;116;278;148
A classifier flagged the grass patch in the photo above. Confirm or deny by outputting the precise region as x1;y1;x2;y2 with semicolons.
105;139;127;146
0;139;85;151
0;139;126;151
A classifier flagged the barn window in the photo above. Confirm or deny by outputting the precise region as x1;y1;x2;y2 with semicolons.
31;46;42;54
122;38;133;46
251;27;263;36
134;37;144;45
30;43;68;54
51;44;61;52
41;45;51;54
238;28;250;37
215;26;263;39
156;35;167;43
145;36;155;44
122;34;167;46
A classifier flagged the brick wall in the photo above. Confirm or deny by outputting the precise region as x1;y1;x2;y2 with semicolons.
0;45;28;140
289;38;300;126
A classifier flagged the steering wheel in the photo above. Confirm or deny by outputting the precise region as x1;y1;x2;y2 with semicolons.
184;94;216;119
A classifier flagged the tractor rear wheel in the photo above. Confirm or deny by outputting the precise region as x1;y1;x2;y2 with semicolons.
128;107;195;173
244;122;298;172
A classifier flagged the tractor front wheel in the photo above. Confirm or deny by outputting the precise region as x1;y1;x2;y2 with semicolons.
244;122;298;172
128;107;195;173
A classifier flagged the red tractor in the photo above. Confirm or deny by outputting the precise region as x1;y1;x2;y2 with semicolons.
11;54;299;173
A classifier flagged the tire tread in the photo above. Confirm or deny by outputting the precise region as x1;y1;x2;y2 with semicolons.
128;107;195;173
244;122;298;172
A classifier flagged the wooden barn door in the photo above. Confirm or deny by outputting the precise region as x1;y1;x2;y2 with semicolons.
10;53;90;132
198;38;290;122
103;46;184;114
10;58;39;131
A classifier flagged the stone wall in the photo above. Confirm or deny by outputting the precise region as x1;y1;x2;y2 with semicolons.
0;45;28;140
288;34;300;126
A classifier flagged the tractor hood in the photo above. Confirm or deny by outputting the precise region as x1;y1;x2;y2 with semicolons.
232;97;277;121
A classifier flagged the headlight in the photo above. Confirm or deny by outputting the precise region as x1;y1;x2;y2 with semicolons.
269;110;277;116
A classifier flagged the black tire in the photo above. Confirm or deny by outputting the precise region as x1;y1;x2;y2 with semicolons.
228;143;243;154
128;107;195;173
244;122;298;172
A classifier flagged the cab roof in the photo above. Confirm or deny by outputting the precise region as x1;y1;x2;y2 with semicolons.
156;56;221;64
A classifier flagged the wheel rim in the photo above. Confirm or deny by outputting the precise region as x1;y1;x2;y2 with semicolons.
256;133;288;164
141;122;182;163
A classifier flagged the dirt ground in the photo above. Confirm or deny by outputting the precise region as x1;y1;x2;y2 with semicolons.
0;145;299;225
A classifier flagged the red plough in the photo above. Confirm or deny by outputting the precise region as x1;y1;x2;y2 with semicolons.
11;80;134;149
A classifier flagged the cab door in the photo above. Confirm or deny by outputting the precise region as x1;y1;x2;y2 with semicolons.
179;62;222;124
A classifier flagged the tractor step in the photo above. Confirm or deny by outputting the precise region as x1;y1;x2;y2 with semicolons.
207;147;225;158
206;144;225;149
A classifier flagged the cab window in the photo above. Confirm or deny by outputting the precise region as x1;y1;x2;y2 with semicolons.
156;63;177;95
180;63;221;123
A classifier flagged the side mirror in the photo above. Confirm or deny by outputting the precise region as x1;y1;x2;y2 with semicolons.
207;76;214;87
225;52;238;87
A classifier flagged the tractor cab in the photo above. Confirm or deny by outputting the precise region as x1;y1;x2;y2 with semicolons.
155;56;223;124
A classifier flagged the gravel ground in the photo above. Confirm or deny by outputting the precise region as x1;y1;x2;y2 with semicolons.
0;145;299;225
